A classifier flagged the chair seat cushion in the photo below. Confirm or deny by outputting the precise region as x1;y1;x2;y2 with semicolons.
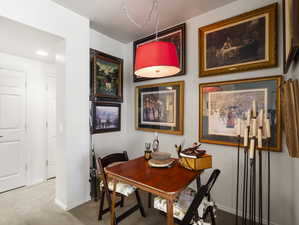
100;180;136;197
154;187;215;223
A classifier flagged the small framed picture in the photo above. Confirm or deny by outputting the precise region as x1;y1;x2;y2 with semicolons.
199;76;282;151
133;23;186;82
92;102;121;133
135;81;184;135
199;3;277;77
90;49;123;102
283;0;299;73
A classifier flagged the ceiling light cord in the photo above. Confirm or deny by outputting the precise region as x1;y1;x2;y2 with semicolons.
122;0;160;39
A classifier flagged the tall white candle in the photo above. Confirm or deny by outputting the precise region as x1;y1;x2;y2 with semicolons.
249;138;255;159
252;100;257;118
247;110;251;126
258;128;262;148
259;109;264;127
244;127;249;147
265;118;271;138
252;119;257;137
237;118;241;136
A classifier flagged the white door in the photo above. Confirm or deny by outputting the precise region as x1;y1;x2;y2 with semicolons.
47;76;56;179
0;68;26;193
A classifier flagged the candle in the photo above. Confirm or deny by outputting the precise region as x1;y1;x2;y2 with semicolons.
259;109;264;128
237;118;241;136
244;127;249;147
249;138;255;159
252;100;257;118
247;110;251;126
265;118;271;138
258;128;262;148
252;119;257;137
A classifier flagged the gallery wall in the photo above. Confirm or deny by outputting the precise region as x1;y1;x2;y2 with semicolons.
121;0;298;225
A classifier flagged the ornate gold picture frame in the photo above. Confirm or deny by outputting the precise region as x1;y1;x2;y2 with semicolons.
199;3;277;77
135;81;184;135
199;76;282;152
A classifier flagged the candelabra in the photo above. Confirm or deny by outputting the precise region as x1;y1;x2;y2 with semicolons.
235;100;271;225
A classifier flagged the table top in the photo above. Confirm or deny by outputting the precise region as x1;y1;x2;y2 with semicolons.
105;157;200;196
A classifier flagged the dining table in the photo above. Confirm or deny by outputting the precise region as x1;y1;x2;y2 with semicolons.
105;156;202;225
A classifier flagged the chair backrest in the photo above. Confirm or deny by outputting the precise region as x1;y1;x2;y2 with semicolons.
181;169;221;225
97;151;129;184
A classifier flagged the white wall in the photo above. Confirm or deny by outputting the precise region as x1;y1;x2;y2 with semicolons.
0;0;90;210
122;1;298;225
90;29;132;157
0;52;56;185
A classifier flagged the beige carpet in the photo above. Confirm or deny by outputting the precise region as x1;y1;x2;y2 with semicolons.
0;180;236;225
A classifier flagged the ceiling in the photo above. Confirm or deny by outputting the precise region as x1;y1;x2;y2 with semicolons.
0;17;64;63
52;0;236;43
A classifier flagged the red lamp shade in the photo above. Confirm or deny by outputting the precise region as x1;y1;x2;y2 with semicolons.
135;41;180;78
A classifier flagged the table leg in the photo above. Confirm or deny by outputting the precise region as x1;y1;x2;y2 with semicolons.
110;179;117;225
166;199;174;225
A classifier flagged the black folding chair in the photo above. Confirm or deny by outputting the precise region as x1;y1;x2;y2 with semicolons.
97;151;146;224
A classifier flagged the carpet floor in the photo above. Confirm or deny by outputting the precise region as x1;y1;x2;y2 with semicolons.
0;180;237;225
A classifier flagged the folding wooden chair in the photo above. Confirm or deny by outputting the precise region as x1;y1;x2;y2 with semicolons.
97;151;146;223
154;169;221;225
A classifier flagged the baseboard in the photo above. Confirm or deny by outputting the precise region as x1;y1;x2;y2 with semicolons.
54;198;68;210
216;203;280;225
55;195;91;211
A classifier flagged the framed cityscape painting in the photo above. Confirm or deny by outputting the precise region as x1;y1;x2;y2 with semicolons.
90;49;123;102
133;23;186;82
92;102;121;133
199;76;282;151
199;3;277;77
283;0;299;73
135;81;184;135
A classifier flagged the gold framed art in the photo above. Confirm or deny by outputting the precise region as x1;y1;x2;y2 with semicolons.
135;81;184;135
199;76;282;152
199;3;277;77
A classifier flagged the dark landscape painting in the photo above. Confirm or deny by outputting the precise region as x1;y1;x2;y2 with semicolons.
206;16;266;69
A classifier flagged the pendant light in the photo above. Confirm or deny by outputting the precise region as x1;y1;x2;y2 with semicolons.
123;0;180;78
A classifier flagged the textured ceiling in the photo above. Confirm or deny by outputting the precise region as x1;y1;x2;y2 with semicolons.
52;0;236;43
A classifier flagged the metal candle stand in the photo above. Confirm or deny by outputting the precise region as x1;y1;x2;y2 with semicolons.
235;101;271;225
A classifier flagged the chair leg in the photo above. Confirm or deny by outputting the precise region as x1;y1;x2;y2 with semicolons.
120;195;124;207
148;193;152;208
135;190;146;217
98;190;105;220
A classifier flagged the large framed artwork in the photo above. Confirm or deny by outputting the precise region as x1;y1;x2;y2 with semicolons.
92;102;121;133
90;49;123;102
133;23;186;82
135;81;184;135
199;3;277;77
199;76;282;151
283;0;299;73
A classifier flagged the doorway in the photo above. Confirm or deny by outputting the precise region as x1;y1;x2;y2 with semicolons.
0;17;64;193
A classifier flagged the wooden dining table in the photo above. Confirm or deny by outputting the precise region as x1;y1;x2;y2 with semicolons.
105;156;201;225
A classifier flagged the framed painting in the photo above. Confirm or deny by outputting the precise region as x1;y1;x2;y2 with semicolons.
283;0;299;74
199;3;277;77
92;102;121;133
133;23;186;82
135;81;184;135
90;49;123;102
199;76;282;151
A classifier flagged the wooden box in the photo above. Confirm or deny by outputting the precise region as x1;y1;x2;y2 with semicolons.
179;154;212;171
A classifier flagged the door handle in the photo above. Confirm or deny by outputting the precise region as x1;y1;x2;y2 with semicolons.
0;136;3;138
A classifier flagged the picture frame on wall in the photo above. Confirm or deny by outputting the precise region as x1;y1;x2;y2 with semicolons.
92;102;121;134
135;81;184;135
133;23;186;82
198;3;277;77
90;49;123;102
283;0;299;74
199;76;282;152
